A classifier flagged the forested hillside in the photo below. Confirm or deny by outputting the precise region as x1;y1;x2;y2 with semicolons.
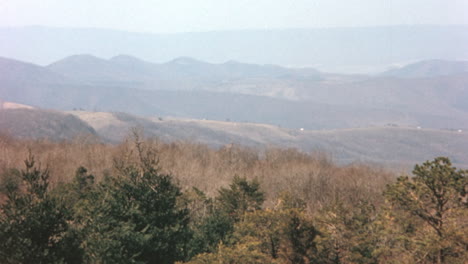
0;135;466;263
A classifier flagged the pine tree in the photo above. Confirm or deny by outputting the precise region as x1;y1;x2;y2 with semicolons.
217;175;265;221
385;157;467;264
80;138;191;264
0;152;79;263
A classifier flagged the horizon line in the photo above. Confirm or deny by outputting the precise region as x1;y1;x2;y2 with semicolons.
1;23;467;35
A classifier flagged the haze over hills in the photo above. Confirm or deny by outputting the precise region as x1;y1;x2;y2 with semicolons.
1;25;468;73
382;59;468;78
1;52;467;167
1;55;468;131
46;54;321;94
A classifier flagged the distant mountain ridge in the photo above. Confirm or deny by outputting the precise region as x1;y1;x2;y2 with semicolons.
47;54;321;88
1;25;467;73
1;56;468;131
0;56;68;84
382;59;468;78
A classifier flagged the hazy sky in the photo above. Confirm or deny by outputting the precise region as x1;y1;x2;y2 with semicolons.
0;0;467;33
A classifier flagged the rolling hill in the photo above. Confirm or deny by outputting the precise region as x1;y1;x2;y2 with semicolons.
71;111;468;167
0;108;97;140
1;107;467;168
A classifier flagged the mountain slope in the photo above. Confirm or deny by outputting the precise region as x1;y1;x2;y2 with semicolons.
0;56;68;84
69;111;468;168
0;56;79;108
0;108;97;140
1;56;468;130
48;54;160;85
44;55;468;121
47;54;321;92
382;60;468;78
298;73;468;115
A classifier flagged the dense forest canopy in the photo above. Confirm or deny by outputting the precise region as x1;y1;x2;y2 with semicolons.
0;134;466;263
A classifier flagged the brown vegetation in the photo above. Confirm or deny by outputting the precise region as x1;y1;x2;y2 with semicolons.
1;133;466;263
0;133;394;212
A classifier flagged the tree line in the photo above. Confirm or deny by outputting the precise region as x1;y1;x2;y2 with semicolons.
0;135;466;263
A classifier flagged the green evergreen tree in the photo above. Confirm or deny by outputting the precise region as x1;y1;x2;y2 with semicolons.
188;208;234;256
217;175;265;221
315;200;381;264
385;157;467;264
0;153;80;263
81;139;191;264
186;176;265;258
